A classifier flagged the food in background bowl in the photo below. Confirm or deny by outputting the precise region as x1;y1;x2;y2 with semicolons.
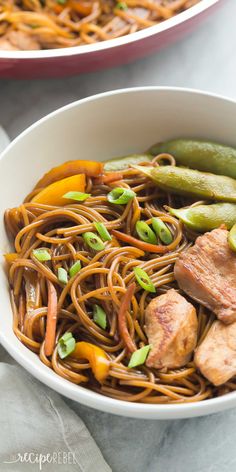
5;138;236;404
0;0;201;50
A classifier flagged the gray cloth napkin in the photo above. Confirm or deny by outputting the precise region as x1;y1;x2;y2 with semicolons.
0;358;111;472
0;128;111;472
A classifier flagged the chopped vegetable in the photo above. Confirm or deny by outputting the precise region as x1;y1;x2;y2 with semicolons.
63;191;91;201
116;1;128;9
112;230;170;254
69;260;81;278
99;172;123;184
136;221;157;244
44;280;57;357
149;139;236;179
128;345;152;368
32;248;51;262
57;0;66;4
31;174;85;206
228;223;236;252
58;267;68;284
93;304;107;329
104;154;152;171
34;160;103;189
118;283;136;353
152;217;173;244
107;188;136;205
169;203;236;232
133;165;236;203
72;341;110;383
94;222;112;241
82;232;105;251
58;332;76;359
4;252;18;264
133;267;156;293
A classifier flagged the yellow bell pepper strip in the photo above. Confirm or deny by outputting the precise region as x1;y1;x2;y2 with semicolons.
72;341;110;383
34;160;103;189
31;173;85;206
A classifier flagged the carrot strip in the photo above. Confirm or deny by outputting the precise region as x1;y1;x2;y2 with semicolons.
97;172;123;184
118;282;136;353
44;280;58;357
112;230;170;254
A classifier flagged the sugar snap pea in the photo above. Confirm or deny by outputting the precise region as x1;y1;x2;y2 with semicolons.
148;139;236;179
133;165;236;202
169;203;236;232
104;154;152;171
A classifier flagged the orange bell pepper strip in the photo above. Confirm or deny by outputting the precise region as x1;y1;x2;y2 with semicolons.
34;160;103;189
72;341;110;383
31;173;85;206
4;252;18;264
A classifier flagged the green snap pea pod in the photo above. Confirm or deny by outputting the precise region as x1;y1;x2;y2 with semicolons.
133;165;236;203
169;203;236;232
104;154;152;171
228;223;236;252
148;139;236;179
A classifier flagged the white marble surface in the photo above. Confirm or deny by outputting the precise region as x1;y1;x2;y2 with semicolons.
1;1;236;470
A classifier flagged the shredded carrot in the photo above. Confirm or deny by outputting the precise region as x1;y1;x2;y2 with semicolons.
18;294;25;331
44;280;58;357
118;282;136;353
112;230;170;254
100;172;123;184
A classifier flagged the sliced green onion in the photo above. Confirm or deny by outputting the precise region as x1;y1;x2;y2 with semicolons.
133;267;156;293
94;222;112;241
107;188;136;205
93;304;107;329
57;0;66;5
136;221;157;244
228;223;236;252
69;260;81;278
58;332;76;359
58;267;68;284
116;1;128;10
128;345;151;368
83;232;105;251
32;248;51;262
152;217;173;245
63;191;91;202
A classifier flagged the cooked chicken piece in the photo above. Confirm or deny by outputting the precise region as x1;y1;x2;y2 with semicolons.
175;228;236;325
0;31;40;51
145;289;198;369
0;38;18;50
195;320;236;386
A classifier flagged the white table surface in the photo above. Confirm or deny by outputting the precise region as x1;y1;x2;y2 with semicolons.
1;1;236;471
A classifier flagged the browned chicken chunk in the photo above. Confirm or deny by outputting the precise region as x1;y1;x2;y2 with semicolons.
195;321;236;386
145;289;198;369
0;31;40;51
175;228;236;325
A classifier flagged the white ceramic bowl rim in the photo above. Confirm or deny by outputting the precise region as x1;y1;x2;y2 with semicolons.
0;0;219;60
1;86;236;419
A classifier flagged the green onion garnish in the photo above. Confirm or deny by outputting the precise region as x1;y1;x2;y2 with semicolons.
136;221;157;244
32;248;51;262
116;1;128;9
58;267;68;284
82;232;105;251
107;188;136;205
94;222;112;241
228;223;236;252
63;191;91;202
57;0;66;5
58;332;76;359
133;267;156;293
128;345;151;368
93;304;107;329
152;217;173;245
69;260;81;278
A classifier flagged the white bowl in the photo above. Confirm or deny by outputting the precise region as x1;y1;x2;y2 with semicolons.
1;87;236;419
